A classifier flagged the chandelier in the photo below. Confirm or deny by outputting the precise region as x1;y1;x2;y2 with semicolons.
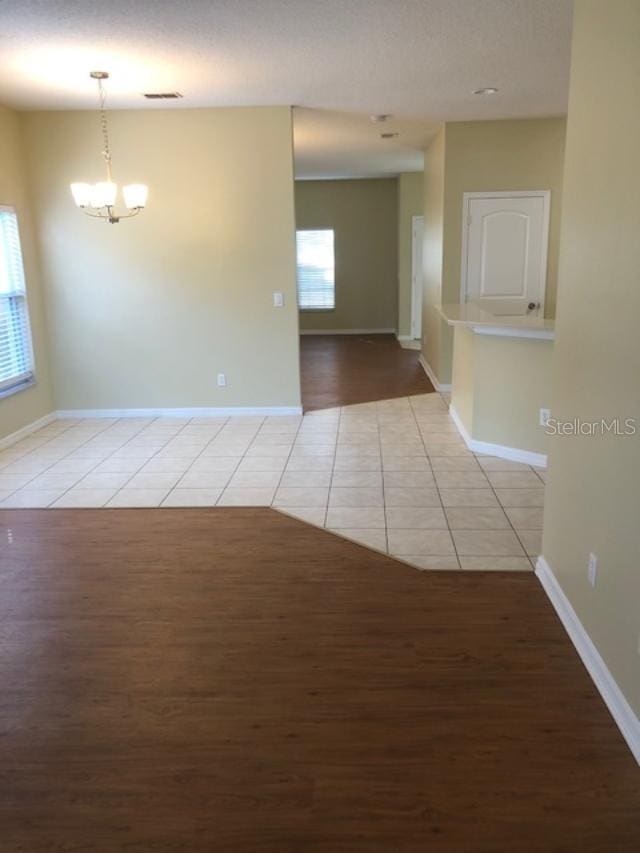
70;72;148;224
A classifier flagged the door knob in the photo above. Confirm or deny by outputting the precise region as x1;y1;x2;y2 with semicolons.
527;302;540;312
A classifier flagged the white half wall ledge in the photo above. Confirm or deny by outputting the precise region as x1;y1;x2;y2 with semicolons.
472;325;555;341
0;411;58;451
55;407;304;418
418;354;452;393
299;328;396;335
449;404;547;468
536;555;640;765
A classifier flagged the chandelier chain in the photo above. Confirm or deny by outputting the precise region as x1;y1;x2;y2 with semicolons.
97;77;112;180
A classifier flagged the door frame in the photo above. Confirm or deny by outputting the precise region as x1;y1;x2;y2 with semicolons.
459;190;551;311
411;215;424;339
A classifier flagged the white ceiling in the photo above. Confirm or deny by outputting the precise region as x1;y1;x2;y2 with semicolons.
0;0;573;179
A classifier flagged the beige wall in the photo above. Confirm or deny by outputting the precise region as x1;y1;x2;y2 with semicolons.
295;178;398;332
452;326;553;456
0;105;53;441
450;325;475;429
22;107;300;411
542;0;640;717
423;118;566;387
421;128;452;383
397;172;424;339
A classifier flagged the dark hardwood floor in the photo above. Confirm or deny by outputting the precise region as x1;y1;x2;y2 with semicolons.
300;333;434;410
1;507;639;851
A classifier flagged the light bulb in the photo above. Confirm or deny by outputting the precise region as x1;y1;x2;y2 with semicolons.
90;181;118;209
123;184;148;210
70;183;92;207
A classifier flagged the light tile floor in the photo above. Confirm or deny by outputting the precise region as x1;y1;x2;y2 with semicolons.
0;394;545;571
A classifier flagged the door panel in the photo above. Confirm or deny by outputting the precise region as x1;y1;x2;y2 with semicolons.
464;195;547;316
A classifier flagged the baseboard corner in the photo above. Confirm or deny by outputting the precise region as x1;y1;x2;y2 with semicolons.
396;335;421;351
0;411;58;451
448;404;547;468
418;354;452;392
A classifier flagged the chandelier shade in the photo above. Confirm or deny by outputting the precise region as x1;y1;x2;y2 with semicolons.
123;184;149;210
70;72;148;224
90;181;118;209
70;183;92;207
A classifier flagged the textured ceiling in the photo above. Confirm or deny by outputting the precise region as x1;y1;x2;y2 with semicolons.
0;0;573;178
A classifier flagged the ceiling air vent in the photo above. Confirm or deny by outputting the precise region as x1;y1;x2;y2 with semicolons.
142;92;184;99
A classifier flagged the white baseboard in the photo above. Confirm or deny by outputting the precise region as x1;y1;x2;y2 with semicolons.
55;406;303;418
396;335;421;351
0;411;58;451
449;404;547;468
418;354;452;392
536;555;640;764
300;328;396;335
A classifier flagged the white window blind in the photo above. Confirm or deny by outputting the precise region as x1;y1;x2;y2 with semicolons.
0;208;35;395
296;229;335;310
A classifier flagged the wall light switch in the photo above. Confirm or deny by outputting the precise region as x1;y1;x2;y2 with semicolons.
273;292;284;308
539;408;551;427
588;552;597;587
217;373;227;387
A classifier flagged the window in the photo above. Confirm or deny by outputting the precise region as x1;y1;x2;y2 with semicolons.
0;207;35;396
296;229;335;310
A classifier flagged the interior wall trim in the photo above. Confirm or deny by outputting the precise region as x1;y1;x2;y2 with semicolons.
536;555;640;765
0;411;58;451
449;403;547;468
55;406;303;418
299;328;396;335
418;354;452;392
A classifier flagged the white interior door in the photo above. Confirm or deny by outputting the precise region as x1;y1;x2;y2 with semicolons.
411;215;424;338
462;192;549;316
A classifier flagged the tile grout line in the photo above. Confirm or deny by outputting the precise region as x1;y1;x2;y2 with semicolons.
214;417;265;505
57;416;188;507
2;416;142;507
160;415;233;505
322;407;342;529
269;414;306;510
471;453;541;566
156;415;232;506
55;414;230;508
0;418;83;499
439;389;542;568
377;404;389;555
0;417;106;496
410;395;462;570
109;416;197;502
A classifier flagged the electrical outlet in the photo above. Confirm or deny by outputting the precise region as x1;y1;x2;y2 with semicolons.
217;373;227;387
588;552;597;587
539;408;551;427
273;291;284;308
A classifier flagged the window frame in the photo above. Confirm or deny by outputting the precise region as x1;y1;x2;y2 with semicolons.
0;205;36;400
295;228;336;313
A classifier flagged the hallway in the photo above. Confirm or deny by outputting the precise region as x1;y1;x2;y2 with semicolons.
300;334;433;411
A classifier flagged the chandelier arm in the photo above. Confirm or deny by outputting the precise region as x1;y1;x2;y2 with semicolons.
81;208;111;219
115;208;142;219
80;206;142;225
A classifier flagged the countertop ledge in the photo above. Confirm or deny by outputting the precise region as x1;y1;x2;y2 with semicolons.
439;304;555;340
